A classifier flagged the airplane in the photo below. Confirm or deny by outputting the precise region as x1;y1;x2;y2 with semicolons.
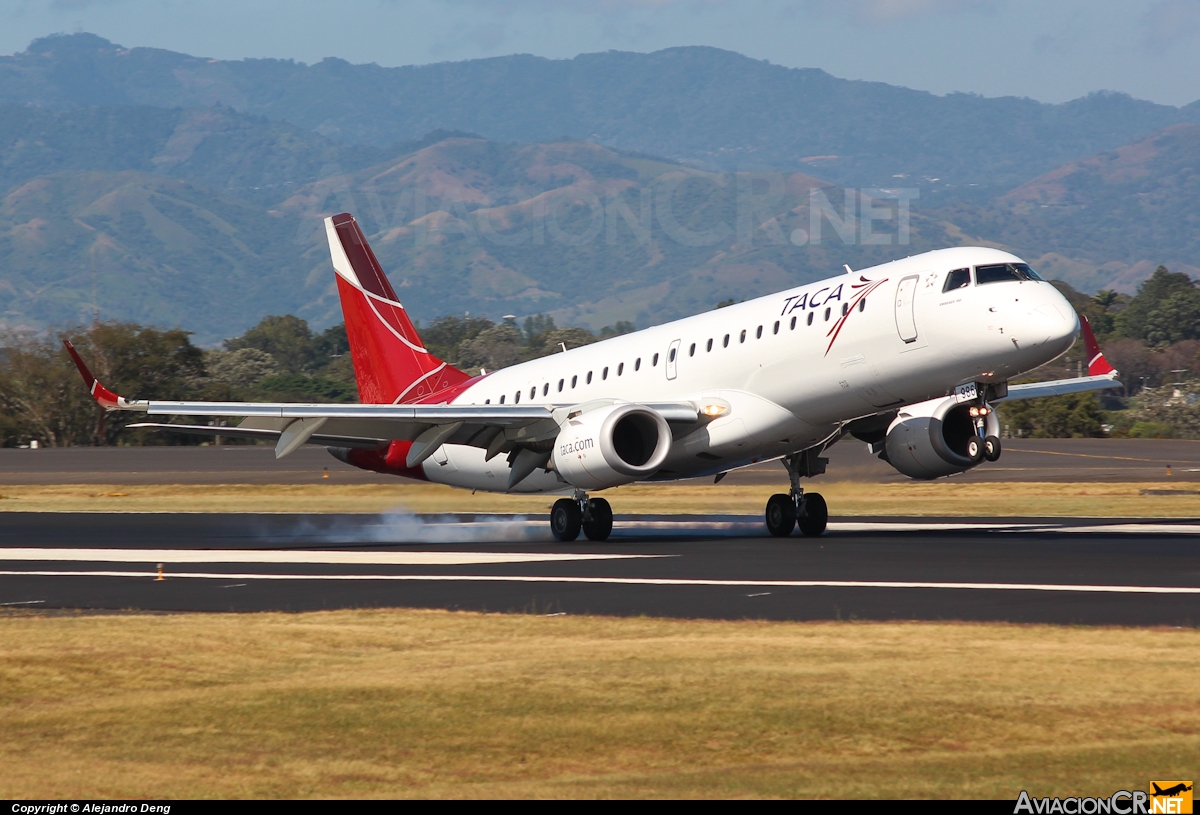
1152;784;1193;797
65;212;1121;542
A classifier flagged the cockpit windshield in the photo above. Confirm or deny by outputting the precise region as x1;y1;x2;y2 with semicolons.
942;267;971;292
975;263;1044;284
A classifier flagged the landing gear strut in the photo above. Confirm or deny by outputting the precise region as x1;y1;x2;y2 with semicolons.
765;449;829;538
551;490;613;542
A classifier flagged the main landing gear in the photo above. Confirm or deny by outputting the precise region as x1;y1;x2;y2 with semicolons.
551;490;613;542
765;450;829;538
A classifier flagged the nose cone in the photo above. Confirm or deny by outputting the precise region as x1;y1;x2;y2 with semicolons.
1028;287;1080;359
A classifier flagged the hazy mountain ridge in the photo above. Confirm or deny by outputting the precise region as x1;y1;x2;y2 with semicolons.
4;34;1198;199
934;123;1200;293
0;33;1197;340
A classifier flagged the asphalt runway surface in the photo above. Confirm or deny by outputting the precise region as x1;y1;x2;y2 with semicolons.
2;512;1198;626
2;437;1199;485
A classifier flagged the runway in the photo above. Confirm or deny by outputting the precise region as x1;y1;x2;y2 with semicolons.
1;512;1197;625
3;437;1200;484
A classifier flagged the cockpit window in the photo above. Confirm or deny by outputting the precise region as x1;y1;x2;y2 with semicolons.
943;268;971;292
976;263;1045;285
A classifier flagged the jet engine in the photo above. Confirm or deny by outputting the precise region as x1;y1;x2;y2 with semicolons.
552;403;672;490
883;396;1000;480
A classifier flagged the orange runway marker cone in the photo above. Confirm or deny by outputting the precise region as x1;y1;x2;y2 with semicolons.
323;467;329;479
155;563;164;581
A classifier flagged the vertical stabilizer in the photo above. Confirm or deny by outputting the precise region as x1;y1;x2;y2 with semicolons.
325;213;470;404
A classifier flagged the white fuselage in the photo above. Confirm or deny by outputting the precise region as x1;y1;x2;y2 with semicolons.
423;247;1079;492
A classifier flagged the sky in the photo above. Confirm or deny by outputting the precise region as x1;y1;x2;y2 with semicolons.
2;0;1200;106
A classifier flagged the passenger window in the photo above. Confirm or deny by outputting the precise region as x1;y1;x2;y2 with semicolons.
790;316;797;330
739;330;746;343
653;353;659;366
485;399;490;404
773;321;780;334
543;383;549;396
688;343;695;357
500;394;505;404
618;362;624;376
602;367;608;380
858;299;866;312
557;379;564;392
586;371;593;385
756;325;763;339
515;391;520;404
723;334;730;347
807;312;814;326
668;348;676;363
635;358;642;371
571;375;577;388
842;303;849;316
943;267;971;292
706;339;713;352
824;307;831;321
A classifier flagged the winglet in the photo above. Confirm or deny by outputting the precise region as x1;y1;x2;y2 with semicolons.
1079;316;1117;376
62;340;126;410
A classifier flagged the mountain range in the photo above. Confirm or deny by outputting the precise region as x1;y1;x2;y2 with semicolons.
0;33;1197;343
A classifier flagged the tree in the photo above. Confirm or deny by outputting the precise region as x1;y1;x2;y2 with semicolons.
1115;266;1199;343
226;314;317;374
206;348;280;391
0;321;206;446
1142;289;1200;346
999;392;1105;438
420;315;494;364
457;324;525;371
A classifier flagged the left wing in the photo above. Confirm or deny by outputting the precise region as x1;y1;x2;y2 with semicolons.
64;341;699;464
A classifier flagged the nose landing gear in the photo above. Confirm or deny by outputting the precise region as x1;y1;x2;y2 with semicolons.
551;491;613;542
765;449;829;538
968;402;1002;463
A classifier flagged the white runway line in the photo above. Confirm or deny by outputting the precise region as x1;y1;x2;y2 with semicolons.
1052;524;1200;535
1;570;1198;594
0;548;665;566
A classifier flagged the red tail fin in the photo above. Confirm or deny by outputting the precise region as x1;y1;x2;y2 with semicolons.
325;213;471;404
1079;315;1117;376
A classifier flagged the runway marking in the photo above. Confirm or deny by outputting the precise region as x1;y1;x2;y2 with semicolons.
1;570;1198;595
0;599;45;606
1052;524;1200;534
0;548;664;566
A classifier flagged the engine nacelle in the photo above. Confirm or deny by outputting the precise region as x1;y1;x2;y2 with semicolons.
552;403;672;490
884;396;1000;480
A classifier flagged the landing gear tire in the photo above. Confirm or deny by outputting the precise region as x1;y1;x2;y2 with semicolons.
966;436;985;463
797;492;828;537
582;497;613;542
765;493;796;537
983;435;1002;462
551;498;582;541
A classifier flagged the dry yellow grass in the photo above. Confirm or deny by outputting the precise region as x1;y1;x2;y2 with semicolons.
0;481;1198;516
0;609;1196;798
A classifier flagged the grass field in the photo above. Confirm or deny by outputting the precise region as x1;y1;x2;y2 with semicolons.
0;481;1198;516
0;609;1196;799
